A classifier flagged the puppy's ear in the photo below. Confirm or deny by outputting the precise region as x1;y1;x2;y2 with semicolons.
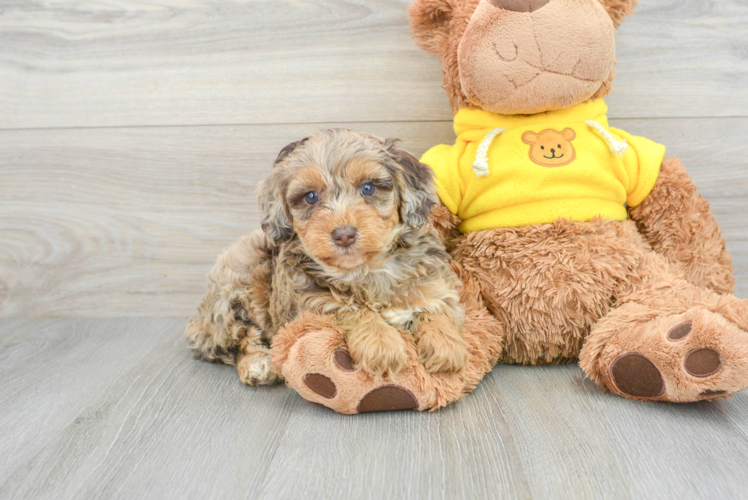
258;141;303;242
597;0;638;29
257;169;293;243
385;139;438;229
408;0;455;56
274;137;308;167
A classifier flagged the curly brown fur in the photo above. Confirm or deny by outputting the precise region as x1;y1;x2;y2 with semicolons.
186;129;466;384
450;218;647;364
185;230;279;385
629;156;735;295
273;210;748;412
271;259;505;413
452;216;747;368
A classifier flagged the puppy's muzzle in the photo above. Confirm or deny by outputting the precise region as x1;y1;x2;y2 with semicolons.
331;226;358;248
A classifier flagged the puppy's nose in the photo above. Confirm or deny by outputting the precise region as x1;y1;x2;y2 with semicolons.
331;226;358;248
490;0;550;13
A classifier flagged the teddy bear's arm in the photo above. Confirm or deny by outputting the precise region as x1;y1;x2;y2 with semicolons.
429;201;461;246
628;156;735;294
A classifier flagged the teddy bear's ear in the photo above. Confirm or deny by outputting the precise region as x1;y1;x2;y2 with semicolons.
597;0;639;29
561;128;576;141
408;0;456;55
522;131;538;145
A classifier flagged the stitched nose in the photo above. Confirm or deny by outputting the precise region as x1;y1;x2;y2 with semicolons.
490;0;551;13
331;226;358;248
551;148;556;153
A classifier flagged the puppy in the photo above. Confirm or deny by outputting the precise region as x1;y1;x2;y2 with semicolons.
185;129;466;385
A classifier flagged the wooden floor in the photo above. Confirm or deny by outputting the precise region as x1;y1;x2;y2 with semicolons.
1;1;748;498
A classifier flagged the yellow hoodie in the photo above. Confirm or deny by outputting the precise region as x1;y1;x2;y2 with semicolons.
421;100;666;233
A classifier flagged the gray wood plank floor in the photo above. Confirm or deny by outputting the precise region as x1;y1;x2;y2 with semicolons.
2;0;748;498
2;319;748;500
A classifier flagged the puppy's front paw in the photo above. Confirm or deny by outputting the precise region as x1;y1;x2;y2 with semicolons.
417;331;468;373
237;350;282;386
348;327;409;378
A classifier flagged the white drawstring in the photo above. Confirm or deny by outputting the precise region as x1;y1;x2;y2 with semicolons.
473;121;625;177
585;120;628;156
472;128;505;178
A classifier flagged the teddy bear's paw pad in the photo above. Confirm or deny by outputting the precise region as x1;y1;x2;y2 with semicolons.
333;349;355;372
278;325;428;414
304;373;337;399
684;348;723;378
667;321;692;341
357;385;419;413
602;308;748;402
610;353;665;398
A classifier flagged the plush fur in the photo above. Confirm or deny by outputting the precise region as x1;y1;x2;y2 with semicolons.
408;0;630;114
271;259;505;413
271;206;505;413
186;129;467;384
271;0;748;413
629;156;735;295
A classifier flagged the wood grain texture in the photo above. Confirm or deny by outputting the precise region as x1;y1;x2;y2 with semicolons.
1;318;748;500
0;318;179;487
1;118;746;317
1;0;747;130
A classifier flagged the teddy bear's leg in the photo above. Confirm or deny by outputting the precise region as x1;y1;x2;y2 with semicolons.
579;252;748;402
270;263;504;414
629;156;735;294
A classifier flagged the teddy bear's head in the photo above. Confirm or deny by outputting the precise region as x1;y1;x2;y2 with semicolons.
409;0;638;115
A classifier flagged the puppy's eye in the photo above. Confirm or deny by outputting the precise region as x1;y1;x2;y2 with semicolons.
558;144;562;149
540;146;545;150
360;183;375;196
304;191;319;205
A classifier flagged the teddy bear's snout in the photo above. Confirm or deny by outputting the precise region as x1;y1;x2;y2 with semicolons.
490;0;551;13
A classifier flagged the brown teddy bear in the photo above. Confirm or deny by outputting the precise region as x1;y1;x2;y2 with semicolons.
271;0;748;413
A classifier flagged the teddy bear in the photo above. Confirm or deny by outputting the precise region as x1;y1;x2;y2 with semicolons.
270;0;748;414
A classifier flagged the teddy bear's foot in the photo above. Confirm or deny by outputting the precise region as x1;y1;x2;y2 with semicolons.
270;269;505;414
270;303;503;414
301;346;422;414
270;314;434;414
581;305;748;402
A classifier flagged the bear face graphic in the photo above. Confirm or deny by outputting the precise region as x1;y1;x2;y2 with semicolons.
522;128;577;167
